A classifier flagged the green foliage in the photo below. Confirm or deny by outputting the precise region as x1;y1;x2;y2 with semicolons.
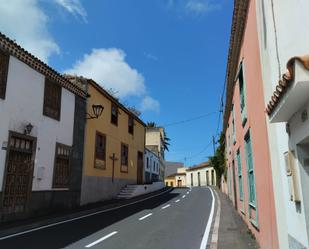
209;133;226;188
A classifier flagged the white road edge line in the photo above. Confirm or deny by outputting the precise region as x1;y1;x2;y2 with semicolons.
182;195;186;198
85;231;118;248
175;199;180;203
161;204;171;210
138;213;153;221
209;189;221;249
199;187;215;249
0;188;172;241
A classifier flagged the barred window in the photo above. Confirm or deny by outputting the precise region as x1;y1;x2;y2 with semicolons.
53;143;71;188
128;116;134;135
0;50;9;99
111;104;118;125
43;78;61;120
95;132;106;161
121;143;128;172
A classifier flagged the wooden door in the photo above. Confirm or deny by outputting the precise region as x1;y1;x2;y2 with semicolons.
2;132;36;217
137;151;144;184
177;179;182;187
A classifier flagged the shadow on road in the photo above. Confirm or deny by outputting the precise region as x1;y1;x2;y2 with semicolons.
0;190;182;249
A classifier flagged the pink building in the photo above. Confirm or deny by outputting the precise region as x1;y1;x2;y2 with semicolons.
223;1;278;248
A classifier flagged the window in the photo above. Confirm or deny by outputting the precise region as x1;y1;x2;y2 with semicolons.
238;63;247;125
245;131;258;226
237;150;244;201
232;104;236;144
111;104;118;125
94;132;106;169
0;50;9;99
128;116;134;135
153;161;155;171
121;143;129;172
147;157;149;169
43;78;62;120
53;143;71;188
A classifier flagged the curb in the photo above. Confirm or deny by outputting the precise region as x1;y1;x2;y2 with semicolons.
0;187;172;240
209;188;221;249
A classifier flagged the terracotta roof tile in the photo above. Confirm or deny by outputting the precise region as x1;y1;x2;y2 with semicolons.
0;32;87;98
266;56;309;116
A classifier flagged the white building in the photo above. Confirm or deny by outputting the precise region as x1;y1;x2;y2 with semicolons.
0;33;87;222
186;162;216;187
256;1;309;248
144;148;160;183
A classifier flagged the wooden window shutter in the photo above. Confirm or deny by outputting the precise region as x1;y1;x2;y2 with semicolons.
95;132;106;161
43;78;62;120
0;50;9;99
53;143;71;188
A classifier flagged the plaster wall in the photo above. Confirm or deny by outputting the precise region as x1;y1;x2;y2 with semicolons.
255;0;309;247
0;56;75;192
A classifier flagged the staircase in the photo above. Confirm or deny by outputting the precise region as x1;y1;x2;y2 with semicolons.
117;185;138;199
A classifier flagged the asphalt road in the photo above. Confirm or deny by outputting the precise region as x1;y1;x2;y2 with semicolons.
0;187;213;249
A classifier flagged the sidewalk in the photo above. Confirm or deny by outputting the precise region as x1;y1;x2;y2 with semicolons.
216;189;259;249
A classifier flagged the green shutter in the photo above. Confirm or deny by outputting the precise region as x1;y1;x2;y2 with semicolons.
237;151;243;201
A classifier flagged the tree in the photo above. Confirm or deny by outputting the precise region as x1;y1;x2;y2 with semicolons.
209;133;226;188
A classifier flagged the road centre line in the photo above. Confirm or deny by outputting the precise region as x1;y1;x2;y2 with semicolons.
175;199;180;203
138;213;153;221
182;195;186;198
85;231;118;248
161;204;171;209
0;188;172;241
199;187;215;249
187;191;189;194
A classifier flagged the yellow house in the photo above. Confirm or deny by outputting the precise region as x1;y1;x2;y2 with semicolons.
81;79;146;205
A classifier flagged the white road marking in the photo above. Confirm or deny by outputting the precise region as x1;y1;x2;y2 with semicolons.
0;188;172;241
175;199;180;203
186;191;189;194
182;195;186;198
161;204;171;210
85;231;118;248
199;187;215;249
138;213;153;221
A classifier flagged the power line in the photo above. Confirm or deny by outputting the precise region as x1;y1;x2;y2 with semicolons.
162;111;218;127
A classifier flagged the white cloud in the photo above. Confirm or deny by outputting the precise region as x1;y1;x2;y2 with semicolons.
65;48;147;98
0;0;59;62
54;0;87;22
185;0;220;14
140;96;160;113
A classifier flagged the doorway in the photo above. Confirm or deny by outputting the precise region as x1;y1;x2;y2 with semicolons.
2;132;36;219
198;172;201;186
177;179;182;187
137;151;144;184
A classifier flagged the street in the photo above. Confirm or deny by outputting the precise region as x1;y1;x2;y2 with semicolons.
0;187;213;249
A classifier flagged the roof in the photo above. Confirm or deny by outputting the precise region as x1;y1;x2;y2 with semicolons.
88;79;146;127
186;161;211;171
223;0;250;134
165;172;186;178
0;32;87;99
266;56;309;116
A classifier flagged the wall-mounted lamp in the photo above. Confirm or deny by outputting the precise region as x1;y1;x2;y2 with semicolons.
87;104;104;120
24;123;33;135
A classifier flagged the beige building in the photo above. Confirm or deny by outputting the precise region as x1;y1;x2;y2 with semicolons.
186;162;216;187
165;167;187;187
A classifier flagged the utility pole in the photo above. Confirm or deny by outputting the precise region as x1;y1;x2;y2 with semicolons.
212;136;216;155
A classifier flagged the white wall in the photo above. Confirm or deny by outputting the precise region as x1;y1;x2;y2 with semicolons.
256;0;309;247
0;56;75;191
186;167;216;187
144;149;160;180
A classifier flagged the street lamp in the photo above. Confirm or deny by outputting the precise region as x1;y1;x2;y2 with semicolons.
87;104;104;120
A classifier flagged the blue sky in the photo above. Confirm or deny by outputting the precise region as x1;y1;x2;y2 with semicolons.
0;0;232;166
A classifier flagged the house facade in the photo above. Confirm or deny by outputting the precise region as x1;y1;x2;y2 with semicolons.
0;33;87;222
258;0;309;247
79;79;146;205
223;1;278;248
145;127;166;180
144;148;160;183
164;167;186;187
186;162;216;187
